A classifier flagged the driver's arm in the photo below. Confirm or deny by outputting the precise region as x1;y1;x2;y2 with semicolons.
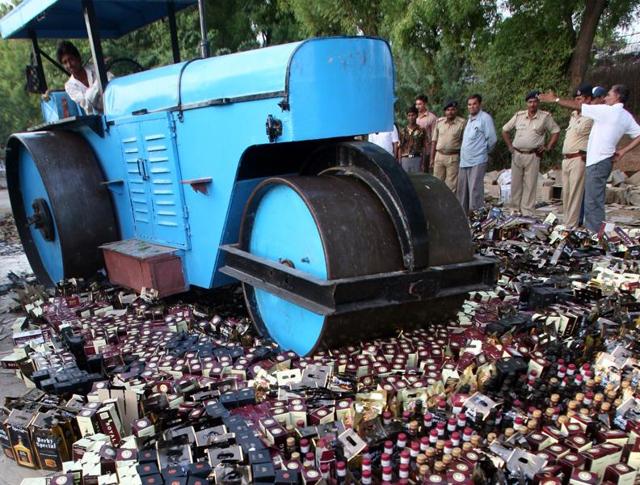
64;78;95;114
66;69;115;114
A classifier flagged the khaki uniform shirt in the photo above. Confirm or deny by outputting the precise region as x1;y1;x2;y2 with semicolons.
417;111;437;144
502;110;560;151
562;110;594;154
433;116;466;152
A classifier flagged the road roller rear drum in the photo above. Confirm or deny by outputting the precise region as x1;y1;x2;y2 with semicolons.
6;131;118;286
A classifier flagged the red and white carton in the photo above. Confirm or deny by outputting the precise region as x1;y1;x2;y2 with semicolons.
582;443;623;478
569;470;598;485
603;463;638;485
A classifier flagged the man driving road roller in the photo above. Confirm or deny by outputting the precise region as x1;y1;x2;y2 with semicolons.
56;40;114;115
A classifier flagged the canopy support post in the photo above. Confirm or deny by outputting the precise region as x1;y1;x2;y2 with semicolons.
28;29;47;93
168;1;181;63
82;0;108;96
197;0;210;59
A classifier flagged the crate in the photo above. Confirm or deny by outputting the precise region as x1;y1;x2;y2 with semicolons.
100;239;188;297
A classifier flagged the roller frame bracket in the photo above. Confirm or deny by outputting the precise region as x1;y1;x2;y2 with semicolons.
219;244;497;316
181;177;213;194
302;141;431;270
28;115;105;137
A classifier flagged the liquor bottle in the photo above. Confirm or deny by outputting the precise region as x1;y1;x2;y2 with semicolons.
286;436;296;459
420;436;429;453
382;411;393;426
592;393;604;412
470;435;481;449
408;420;419;439
381;465;393;483
423;412;433;434
361;469;372;484
320;463;330;481
398;463;410;481
542;407;554;425
336;461;347;484
417;464;429;482
435;440;445;459
396;433;407;449
425;448;436;469
409;441;420;463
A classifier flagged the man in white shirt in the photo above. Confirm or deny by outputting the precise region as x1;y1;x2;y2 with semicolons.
540;84;640;231
368;126;399;158
57;41;113;115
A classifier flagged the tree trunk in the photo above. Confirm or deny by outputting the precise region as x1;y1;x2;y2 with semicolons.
568;0;607;89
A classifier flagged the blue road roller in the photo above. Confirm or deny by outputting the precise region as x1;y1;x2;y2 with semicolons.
1;0;496;355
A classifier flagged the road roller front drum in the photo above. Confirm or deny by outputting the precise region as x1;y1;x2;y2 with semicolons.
220;141;496;355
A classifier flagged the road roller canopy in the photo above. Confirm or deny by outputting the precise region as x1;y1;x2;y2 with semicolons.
0;0;197;39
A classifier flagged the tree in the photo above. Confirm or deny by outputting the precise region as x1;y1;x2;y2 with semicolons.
475;0;640;167
568;0;608;88
247;0;302;47
568;0;640;87
391;0;497;117
0;1;40;142
284;0;405;37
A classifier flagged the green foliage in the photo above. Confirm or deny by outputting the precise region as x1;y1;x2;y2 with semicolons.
0;1;38;142
390;0;497;122
473;2;575;167
283;0;408;38
0;38;40;142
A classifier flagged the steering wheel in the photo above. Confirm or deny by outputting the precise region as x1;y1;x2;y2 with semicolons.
105;57;145;76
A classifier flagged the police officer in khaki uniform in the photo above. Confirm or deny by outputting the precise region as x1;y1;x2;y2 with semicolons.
502;90;560;216
430;100;465;193
561;84;593;228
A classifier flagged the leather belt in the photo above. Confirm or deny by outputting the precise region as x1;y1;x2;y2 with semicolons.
564;151;586;161
402;153;422;158
514;148;539;154
436;149;461;155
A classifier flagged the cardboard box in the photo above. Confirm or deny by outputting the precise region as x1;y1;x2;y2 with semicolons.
77;407;100;437
583;443;623;478
603;463;638;485
5;409;37;468
0;408;14;461
96;401;124;446
30;412;69;471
